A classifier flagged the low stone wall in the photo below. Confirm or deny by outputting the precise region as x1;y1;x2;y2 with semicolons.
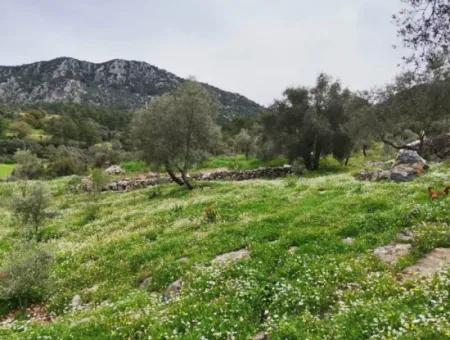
192;166;292;182
83;166;293;192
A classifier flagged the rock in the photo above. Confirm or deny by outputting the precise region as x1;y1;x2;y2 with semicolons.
358;149;427;183
139;277;152;289
401;248;450;282
374;244;412;264
288;246;298;255
397;230;415;242
105;165;125;175
394;149;428;167
163;279;183;302
212;249;250;265
342;237;354;245
178;257;189;263
252;331;268;340
71;295;82;309
79;177;93;191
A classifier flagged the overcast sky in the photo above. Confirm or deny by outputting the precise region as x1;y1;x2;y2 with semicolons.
1;0;406;105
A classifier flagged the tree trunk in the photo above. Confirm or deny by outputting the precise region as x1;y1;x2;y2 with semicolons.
165;165;184;186
179;168;193;190
362;144;368;157
345;157;350;166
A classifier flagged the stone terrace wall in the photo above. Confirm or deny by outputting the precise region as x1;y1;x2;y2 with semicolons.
98;166;292;192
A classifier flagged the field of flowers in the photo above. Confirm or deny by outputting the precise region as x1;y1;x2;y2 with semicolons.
0;161;449;339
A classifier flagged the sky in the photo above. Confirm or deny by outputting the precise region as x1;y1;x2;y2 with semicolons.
1;0;406;105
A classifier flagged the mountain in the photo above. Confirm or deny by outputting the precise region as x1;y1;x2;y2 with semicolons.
0;57;262;120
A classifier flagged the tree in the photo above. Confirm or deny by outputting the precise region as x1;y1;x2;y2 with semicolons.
11;183;50;238
235;128;254;158
12;150;45;180
394;0;450;72
373;72;450;154
262;74;356;170
90;168;110;196
132;80;220;189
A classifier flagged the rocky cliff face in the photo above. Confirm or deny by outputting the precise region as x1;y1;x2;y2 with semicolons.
0;57;262;120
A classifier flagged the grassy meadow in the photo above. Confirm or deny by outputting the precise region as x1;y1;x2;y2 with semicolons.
0;155;449;339
0;164;15;180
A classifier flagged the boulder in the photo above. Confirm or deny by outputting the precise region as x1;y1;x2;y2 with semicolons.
163;279;183;302
212;249;250;265
358;149;428;183
394;149;428;167
105;165;125;175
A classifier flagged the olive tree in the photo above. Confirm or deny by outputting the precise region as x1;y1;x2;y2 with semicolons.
394;0;450;72
132;80;220;189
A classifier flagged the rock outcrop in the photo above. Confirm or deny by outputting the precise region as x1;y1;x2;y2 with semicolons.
358;150;428;182
0;57;262;121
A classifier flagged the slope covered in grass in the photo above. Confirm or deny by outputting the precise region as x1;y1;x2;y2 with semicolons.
0;162;449;339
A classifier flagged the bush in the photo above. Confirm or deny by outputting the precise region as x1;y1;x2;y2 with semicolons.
11;182;50;238
0;245;53;309
90;168;110;196
47;146;88;177
12;150;45;180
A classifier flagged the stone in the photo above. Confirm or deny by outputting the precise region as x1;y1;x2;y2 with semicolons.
105;165;125;175
139;277;152;289
396;230;415;242
163;279;183;302
401;248;450;281
288;246;298;255
358;149;427;183
178;257;189;263
394;149;428;167
252;331;268;340
212;249;250;265
71;295;82;309
342;237;354;245
374;244;412;265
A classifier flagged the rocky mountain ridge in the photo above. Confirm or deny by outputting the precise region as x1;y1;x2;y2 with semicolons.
0;57;262;120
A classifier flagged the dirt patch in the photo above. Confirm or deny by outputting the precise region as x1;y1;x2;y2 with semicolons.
400;248;450;282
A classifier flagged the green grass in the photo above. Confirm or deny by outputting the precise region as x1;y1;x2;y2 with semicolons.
0;161;449;338
0;164;15;180
198;154;288;170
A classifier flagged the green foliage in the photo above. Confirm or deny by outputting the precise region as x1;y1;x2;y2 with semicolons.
0;157;448;338
132;80;220;188
0;164;15;180
262;73;370;170
121;160;149;173
12;150;45;180
11;182;50;237
90;168;110;195
0;245;53;310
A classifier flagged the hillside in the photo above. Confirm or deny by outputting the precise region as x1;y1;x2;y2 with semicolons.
0;58;263;121
0;156;449;338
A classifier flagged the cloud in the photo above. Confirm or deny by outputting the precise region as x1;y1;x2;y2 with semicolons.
1;0;405;105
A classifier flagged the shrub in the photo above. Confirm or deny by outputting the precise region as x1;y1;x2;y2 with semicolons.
90;168;110;196
11;182;50;238
12;150;45;180
47;146;88;177
0;245;53;309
